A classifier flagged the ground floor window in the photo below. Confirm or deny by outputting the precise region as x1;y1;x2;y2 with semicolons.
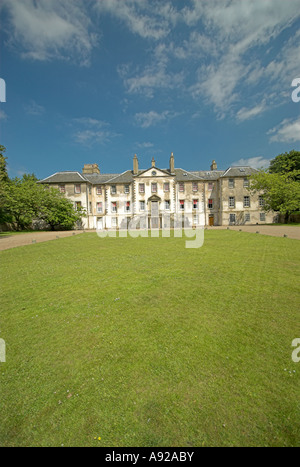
260;212;266;222
244;212;250;222
229;213;236;224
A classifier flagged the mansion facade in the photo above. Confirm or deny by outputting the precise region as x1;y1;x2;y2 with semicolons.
40;153;275;229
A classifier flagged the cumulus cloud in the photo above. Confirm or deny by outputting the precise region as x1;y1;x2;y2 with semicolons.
2;0;98;65
267;117;300;143
231;156;271;170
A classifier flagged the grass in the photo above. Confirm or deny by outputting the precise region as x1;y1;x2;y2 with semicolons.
0;230;299;447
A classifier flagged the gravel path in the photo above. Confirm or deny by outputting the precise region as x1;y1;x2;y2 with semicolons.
0;230;85;251
0;225;299;251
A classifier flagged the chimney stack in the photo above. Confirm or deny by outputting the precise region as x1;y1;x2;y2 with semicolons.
210;160;217;171
82;164;100;174
169;152;175;173
133;154;139;175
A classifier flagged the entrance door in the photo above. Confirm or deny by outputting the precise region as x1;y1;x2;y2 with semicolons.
209;215;214;226
97;218;103;230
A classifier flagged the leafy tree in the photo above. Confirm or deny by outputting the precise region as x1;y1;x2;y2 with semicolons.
249;170;300;223
269;150;300;181
3;176;42;230
38;186;85;231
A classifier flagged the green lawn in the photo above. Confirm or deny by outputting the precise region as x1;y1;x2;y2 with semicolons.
0;231;299;447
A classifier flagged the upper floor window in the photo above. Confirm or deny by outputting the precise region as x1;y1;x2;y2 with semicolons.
208;182;214;191
125;201;131;212
75;201;82;211
228;179;235;189
111;201;117;213
192;182;198;192
244;196;250;208
151;183;157;193
229;196;235;208
111;185;116;195
59;185;65;194
243;178;249;188
165;200;170;210
139;183;145;194
124;185;130;194
179;182;184;192
193;199;199;209
75;184;81;194
164;182;170;192
179;200;185;210
208;199;213;209
96;186;102;195
259;195;265;207
97;202;103;213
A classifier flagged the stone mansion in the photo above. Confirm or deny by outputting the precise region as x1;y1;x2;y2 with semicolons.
40;153;275;230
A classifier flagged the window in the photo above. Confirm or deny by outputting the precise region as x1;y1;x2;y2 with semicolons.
244;196;250;208
111;185;117;195
75;184;81;194
124;185;130;194
97;202;103;213
193;199;198;209
164;182;170;192
151;183;157;193
260;212;266;222
179;200;185;210
140;201;145;211
193;214;199;225
228;179;235;189
165;200;170;210
229;196;235;208
243;178;249;188
208;199;213;209
259;195;265;207
59;185;65;194
75;201;82;211
208;182;214;191
125;201;130;212
229;213;236;224
192;182;198;192
245;213;250;222
112;217;117;228
89;202;92;213
139;183;145;194
111;202;117;213
96;186;102;195
179;182;184;192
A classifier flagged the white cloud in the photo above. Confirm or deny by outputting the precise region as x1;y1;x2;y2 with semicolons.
95;0;177;40
231;156;271;169
0;109;8;120
236;101;267;122
268;117;300;143
135;110;179;128
2;0;98;65
25;100;45;116
72;117;120;146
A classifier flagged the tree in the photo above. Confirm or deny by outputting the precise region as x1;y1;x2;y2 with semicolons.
249;170;300;223
38;187;85;231
3;176;42;230
269;150;300;181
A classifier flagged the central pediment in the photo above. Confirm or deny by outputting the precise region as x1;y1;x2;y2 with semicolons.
136;167;172;178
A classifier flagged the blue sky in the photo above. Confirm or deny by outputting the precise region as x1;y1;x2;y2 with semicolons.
0;0;300;179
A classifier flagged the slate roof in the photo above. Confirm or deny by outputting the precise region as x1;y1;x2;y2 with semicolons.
39;165;258;185
221;166;258;177
39;172;87;184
